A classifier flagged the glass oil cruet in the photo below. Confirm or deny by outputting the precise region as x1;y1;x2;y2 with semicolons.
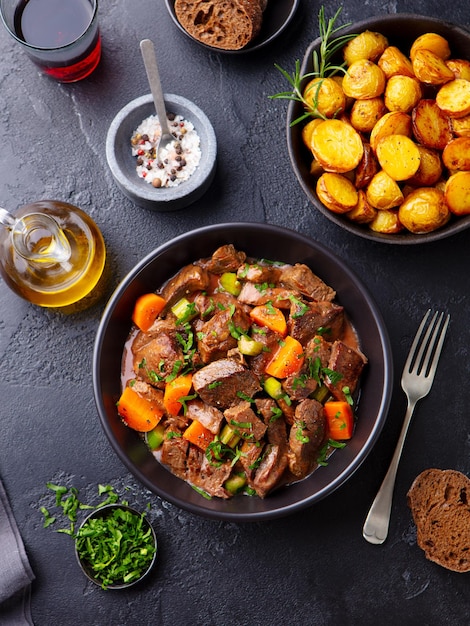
0;200;107;311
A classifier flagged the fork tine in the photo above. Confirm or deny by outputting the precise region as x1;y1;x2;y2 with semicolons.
403;309;432;374
424;312;450;378
412;310;439;375
404;310;450;378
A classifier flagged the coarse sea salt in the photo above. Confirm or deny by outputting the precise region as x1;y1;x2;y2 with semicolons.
131;113;202;188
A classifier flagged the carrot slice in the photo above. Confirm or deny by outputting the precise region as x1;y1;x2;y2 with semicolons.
163;374;193;417
117;386;164;432
265;335;304;379
183;419;214;451
249;304;287;336
324;401;354;440
132;293;166;332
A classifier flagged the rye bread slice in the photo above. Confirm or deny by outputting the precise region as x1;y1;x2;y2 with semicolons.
407;468;470;572
174;0;263;50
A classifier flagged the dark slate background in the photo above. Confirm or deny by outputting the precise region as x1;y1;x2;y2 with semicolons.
0;1;469;624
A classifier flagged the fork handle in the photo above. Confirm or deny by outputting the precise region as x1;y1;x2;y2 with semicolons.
362;398;416;544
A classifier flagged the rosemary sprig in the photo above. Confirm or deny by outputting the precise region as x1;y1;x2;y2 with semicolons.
270;6;356;125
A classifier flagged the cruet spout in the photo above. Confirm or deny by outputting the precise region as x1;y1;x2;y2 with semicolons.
0;207;16;228
11;212;72;264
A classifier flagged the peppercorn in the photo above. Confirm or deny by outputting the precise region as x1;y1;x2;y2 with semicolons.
152;178;162;188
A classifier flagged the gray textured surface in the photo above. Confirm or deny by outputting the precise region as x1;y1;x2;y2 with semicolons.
0;1;470;624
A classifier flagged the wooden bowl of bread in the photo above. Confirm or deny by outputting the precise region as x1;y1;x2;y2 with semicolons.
165;0;299;53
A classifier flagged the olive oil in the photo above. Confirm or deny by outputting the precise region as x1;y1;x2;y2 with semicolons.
0;200;106;311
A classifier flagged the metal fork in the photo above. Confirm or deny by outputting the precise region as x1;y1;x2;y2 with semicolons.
362;309;450;545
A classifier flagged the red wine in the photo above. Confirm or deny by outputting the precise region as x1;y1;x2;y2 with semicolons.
13;0;101;82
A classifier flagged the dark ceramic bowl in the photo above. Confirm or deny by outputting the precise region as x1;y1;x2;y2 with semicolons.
106;93;217;212
287;14;470;244
93;223;393;521
164;0;300;54
75;504;157;589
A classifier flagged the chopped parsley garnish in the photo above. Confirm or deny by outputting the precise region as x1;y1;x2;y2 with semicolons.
75;506;156;589
40;483;156;590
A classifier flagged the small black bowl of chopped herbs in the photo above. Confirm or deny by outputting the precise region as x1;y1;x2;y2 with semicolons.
74;504;157;590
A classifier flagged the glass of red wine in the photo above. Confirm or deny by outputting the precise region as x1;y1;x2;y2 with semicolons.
0;0;101;82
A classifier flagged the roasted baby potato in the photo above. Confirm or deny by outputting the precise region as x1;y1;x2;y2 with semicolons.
436;79;470;118
350;97;387;133
445;171;470;215
378;45;415;78
346;190;377;223
369;209;403;233
384;75;422;113
343;30;388;65
366;170;404;209
442;137;470;171
410;33;451;61
303;77;347;118
412;49;455;85
451;115;470;138
316;173;359;213
354;143;379;189
342;59;386;99
370;111;412;152
398;187;450;233
311;119;364;173
411;99;453;150
376;135;421;181
446;58;470;80
408;146;443;187
301;118;323;150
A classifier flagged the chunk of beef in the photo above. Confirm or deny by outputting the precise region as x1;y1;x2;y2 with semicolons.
130;379;165;414
276;396;296;426
255;398;289;447
324;340;367;402
160;436;189;480
280;263;336;302
193;291;249;320
237;281;295;309
304;334;332;369
288;300;344;346
196;244;246;274
160;264;210;308
238;440;264;481
186;445;204;484
224;401;267;442
186;399;224;434
192;358;261;409
282;373;318;401
165;412;190;432
288;399;326;479
131;321;184;388
191;457;232;499
196;305;251;363
252;444;289;498
236;263;282;284
255;397;279;424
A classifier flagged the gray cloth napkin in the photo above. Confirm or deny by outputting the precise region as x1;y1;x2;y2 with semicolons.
0;478;34;625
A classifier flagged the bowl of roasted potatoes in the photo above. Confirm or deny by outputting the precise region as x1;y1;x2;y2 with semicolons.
285;12;470;243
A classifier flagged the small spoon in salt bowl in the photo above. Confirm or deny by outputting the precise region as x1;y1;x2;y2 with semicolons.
140;38;175;161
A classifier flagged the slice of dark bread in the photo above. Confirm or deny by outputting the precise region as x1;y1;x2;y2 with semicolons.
407;468;470;573
174;0;263;50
